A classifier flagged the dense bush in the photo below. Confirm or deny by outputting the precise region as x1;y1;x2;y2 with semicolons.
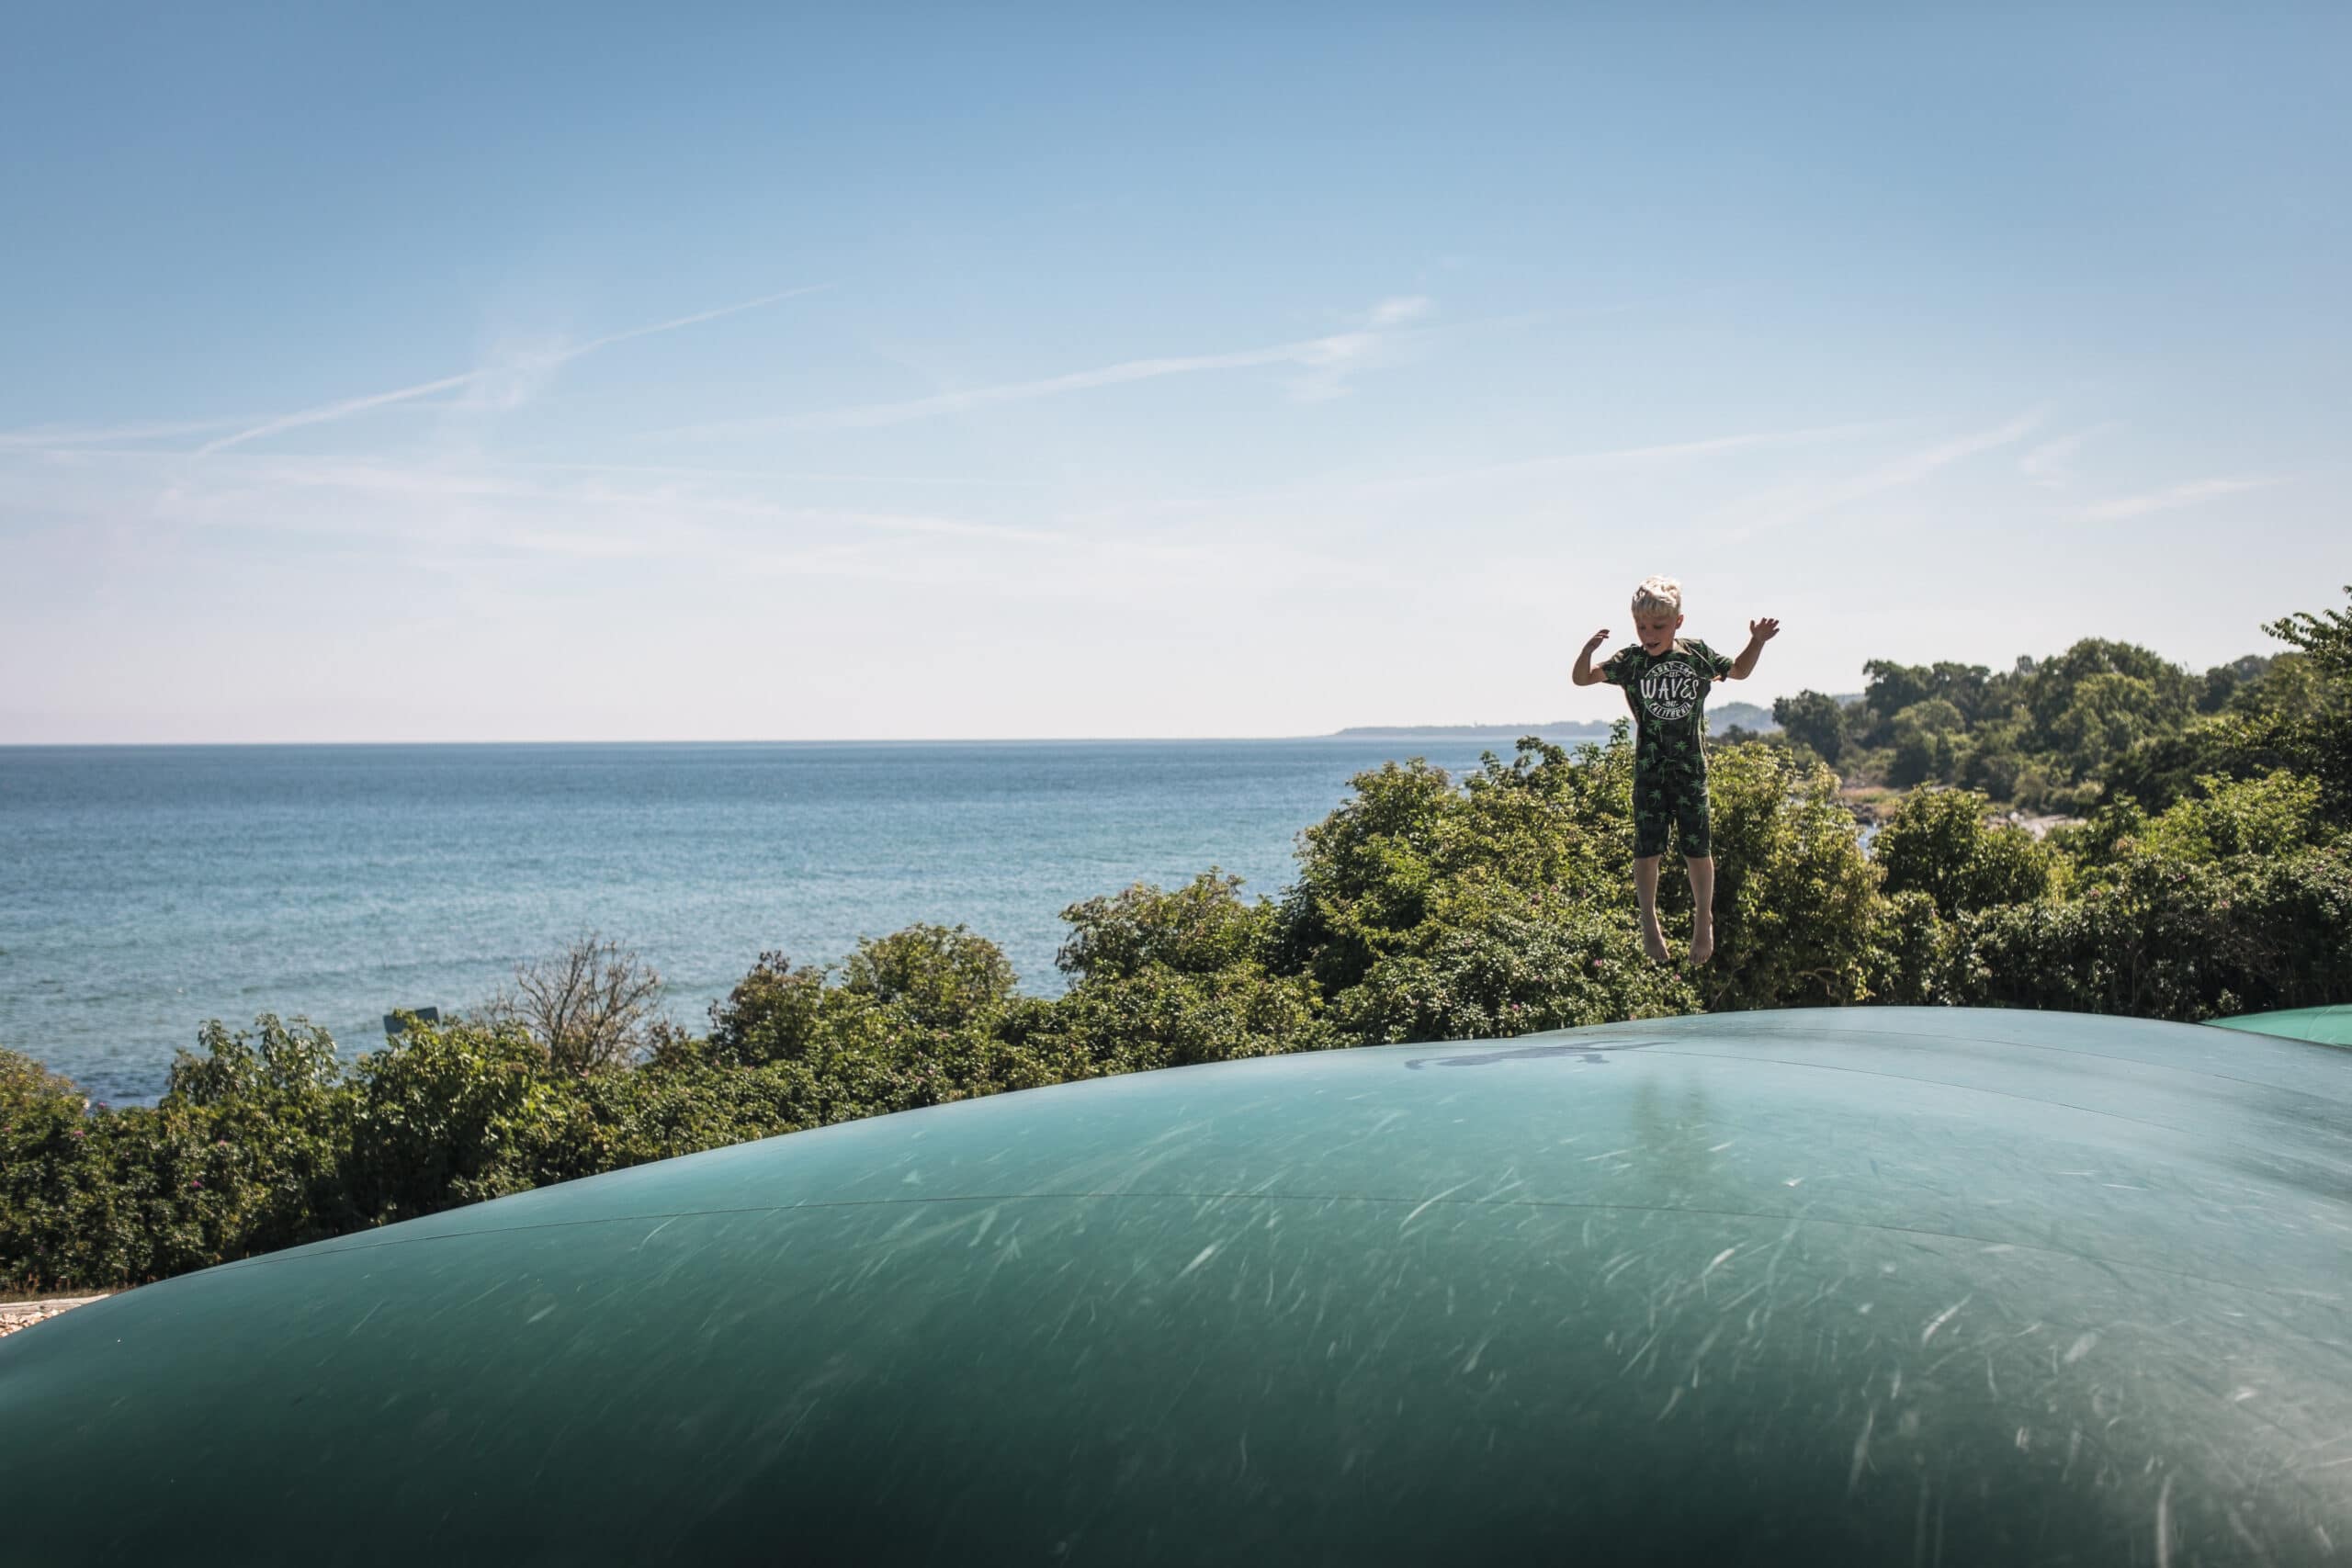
343;1016;569;1219
1928;771;2350;1020
1942;846;2352;1020
6;592;2347;1294
1;1049;119;1291
1873;788;2064;919
842;923;1019;1029
1692;744;1883;1010
3;1019;362;1292
1324;889;1694;1044
1047;874;1337;1069
1279;739;1664;1021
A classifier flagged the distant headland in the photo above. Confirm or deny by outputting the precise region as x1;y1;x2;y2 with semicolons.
1329;700;1780;741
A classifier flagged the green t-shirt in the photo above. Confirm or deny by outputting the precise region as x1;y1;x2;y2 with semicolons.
1599;638;1736;767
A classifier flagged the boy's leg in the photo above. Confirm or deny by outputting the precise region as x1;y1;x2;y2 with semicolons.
1634;855;1668;963
1632;761;1672;962
1679;773;1718;963
1686;855;1716;964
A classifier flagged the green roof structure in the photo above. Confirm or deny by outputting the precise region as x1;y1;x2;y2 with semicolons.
2211;1003;2352;1048
4;1007;2348;1562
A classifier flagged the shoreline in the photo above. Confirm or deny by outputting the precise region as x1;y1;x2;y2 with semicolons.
0;1295;107;1339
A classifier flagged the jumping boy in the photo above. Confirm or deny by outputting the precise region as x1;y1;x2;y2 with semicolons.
1572;576;1779;964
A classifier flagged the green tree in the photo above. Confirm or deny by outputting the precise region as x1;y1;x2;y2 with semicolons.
1955;717;2031;802
0;1044;297;1292
1888;698;1966;787
1039;962;1333;1072
344;1017;576;1221
2100;716;2267;813
691;939;1070;1129
1866;890;1957;1007
1860;660;1932;728
843;923;1019;1030
1001;874;1328;1072
2023;640;2195;748
1873;789;2063;919
1277;754;1476;996
1057;873;1276;983
1945;849;2352;1021
1329;884;1696;1043
699;952;833;1069
1859;661;1993;744
1772;690;1847;763
162;1015;356;1254
2256;586;2352;823
1276;737;1699;1034
2133;772;2335;862
2199;654;2274;714
1694;743;1883;1010
0;1049;104;1291
2044;671;2177;782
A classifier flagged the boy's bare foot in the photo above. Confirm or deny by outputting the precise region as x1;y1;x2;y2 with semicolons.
1690;924;1714;964
1641;921;1671;964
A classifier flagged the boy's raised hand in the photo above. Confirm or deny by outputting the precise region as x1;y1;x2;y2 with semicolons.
1748;617;1781;643
1582;628;1611;654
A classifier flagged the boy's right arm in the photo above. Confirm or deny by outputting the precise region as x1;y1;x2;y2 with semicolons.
1573;628;1611;686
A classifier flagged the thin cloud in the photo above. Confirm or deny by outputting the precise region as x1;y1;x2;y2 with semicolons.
1720;411;2042;536
672;298;1436;437
505;459;1049;487
1278;296;1436;401
197;370;483;457
134;449;1073;558
2019;421;2123;488
732;343;1314;433
845;513;1070;545
2071;476;2278;521
567;288;828;356
1368;419;1907;493
0;416;252;450
197;285;825;456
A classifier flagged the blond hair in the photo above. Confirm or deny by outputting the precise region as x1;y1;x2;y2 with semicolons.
1631;575;1682;615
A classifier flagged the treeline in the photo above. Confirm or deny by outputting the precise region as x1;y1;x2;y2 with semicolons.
1766;625;2330;815
4;591;2347;1293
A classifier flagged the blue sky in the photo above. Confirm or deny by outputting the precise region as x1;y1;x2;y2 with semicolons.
3;4;2346;741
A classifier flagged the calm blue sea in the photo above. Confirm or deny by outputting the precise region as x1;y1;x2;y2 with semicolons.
0;740;1531;1101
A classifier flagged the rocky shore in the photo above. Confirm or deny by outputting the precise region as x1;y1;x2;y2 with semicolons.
0;1295;106;1339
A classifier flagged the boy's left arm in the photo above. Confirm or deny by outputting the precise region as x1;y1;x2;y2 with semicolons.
1728;617;1781;679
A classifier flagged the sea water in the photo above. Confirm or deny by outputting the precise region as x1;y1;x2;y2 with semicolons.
0;739;1536;1100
